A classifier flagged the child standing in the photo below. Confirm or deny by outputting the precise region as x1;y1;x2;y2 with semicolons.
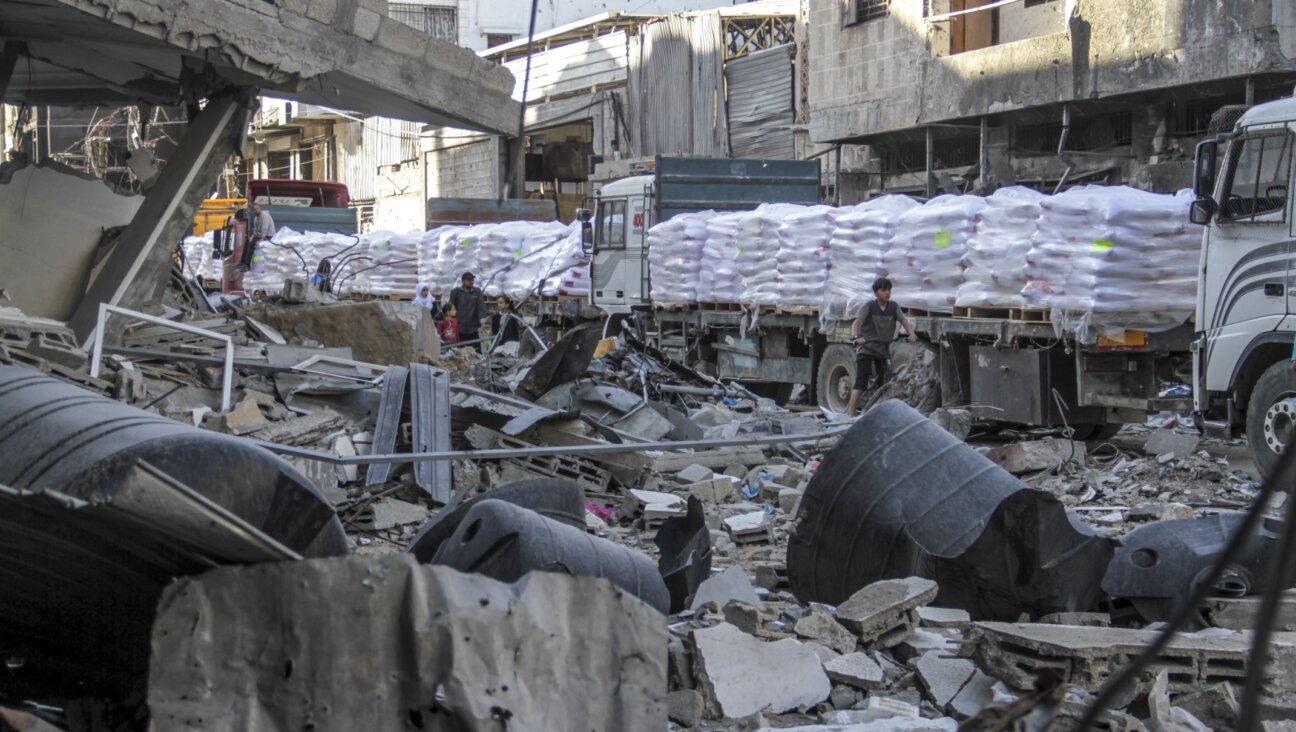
848;277;918;418
436;303;460;345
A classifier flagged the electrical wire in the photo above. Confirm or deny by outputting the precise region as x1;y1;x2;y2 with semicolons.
501;0;541;201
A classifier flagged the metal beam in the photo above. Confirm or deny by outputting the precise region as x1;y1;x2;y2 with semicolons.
0;42;19;100
68;90;256;346
253;428;848;465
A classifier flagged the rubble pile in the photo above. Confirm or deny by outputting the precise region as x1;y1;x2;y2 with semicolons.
0;286;1292;731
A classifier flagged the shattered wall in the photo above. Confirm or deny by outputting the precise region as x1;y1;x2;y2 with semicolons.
0;163;143;320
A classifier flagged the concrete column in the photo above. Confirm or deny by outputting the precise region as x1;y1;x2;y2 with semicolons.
69;90;256;345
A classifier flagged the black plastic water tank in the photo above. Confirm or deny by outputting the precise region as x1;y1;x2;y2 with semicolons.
0;364;347;556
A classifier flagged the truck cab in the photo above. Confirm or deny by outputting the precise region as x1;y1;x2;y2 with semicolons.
1191;93;1296;478
589;174;653;314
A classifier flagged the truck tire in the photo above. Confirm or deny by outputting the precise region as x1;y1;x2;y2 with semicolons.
816;344;856;414
1246;360;1296;480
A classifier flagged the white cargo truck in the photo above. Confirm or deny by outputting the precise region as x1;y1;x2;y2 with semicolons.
1190;94;1296;478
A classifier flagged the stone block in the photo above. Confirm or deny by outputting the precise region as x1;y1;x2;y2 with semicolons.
690;623;830;719
667;689;704;728
930;407;973;440
222;396;267;435
352;6;382;40
915;651;977;709
836;577;938;647
917;607;970;627
985;439;1087;474
306;0;337;23
824;652;885;690
690;565;763;612
778;487;803;514
685;477;737;504
1144;430;1200;460
677;464;716;484
795;608;858;655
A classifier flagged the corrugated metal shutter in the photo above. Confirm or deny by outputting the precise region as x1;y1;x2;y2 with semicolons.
629;16;730;158
503;31;629;103
726;44;795;159
334;117;421;201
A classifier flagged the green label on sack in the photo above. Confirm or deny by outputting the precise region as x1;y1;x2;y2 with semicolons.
513;249;523;259
461;238;474;248
934;231;951;249
736;245;742;255
1091;239;1114;253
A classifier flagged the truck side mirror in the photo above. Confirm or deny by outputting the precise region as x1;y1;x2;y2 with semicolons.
575;208;593;223
576;208;595;254
1193;139;1218;199
1189;198;1216;225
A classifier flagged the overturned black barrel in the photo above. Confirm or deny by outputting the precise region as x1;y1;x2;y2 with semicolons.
433;498;671;614
0;364;347;556
787;399;1113;619
406;478;587;563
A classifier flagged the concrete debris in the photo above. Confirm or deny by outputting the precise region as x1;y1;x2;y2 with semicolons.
1144;430;1201;460
862;696;922;721
690;622;831;719
795;607;859;655
824;652;885;690
220;396;269;435
1148;671;1212;732
914;651;977;709
677;463;718;483
686;476;739;504
778;487;804;514
668;689;706;728
1169;683;1238;729
690;565;764;612
929;407;973;440
149;556;666;730
836;578;938;648
364;498;429;530
917;607;971;627
985;438;1088;474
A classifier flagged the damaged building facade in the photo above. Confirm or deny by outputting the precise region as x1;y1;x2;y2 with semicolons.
804;0;1296;197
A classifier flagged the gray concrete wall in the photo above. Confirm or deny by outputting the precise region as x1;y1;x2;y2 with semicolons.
0;164;143;320
808;0;1296;143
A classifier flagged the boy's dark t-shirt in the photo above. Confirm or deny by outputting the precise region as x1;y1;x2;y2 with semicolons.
855;299;905;358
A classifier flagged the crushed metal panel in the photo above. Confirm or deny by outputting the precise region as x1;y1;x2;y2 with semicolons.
409;363;451;502
365;365;409;485
148;556;668;731
655;495;713;614
0;462;305;705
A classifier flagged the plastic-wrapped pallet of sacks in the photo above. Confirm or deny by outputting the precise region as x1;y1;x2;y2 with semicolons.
1022;186;1202;340
775;205;842;308
737;204;803;306
180;233;214;281
956;186;1045;309
647;212;712;304
241;228;309;295
542;263;590;297
436;224;492;296
822;195;919;319
697;212;744;303
887;195;986;312
480;221;575;300
416;228;449;293
362;230;422;297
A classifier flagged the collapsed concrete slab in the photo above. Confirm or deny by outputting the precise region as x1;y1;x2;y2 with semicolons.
149;556;667;731
835;577;938;648
985;439;1087;474
690;622;831;719
690;565;764;612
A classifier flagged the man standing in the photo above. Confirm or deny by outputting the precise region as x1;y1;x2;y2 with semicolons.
237;201;275;271
449;272;487;352
847;277;918;418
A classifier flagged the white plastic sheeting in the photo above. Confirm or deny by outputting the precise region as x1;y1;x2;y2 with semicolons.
888;195;987;312
823;195;919;319
957;186;1044;308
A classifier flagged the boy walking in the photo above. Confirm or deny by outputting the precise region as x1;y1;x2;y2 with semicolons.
847;277;918;418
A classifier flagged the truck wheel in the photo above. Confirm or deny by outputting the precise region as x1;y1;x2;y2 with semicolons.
816;344;856;414
1246;360;1296;480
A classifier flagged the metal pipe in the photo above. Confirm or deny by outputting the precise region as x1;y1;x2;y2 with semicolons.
924;127;935;198
979;116;989;191
90;304;234;411
1054;104;1074;194
252;427;849;465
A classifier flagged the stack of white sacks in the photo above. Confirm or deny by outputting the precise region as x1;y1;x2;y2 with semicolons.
697;212;744;303
362;231;421;297
481;221;582;300
179;232;220;281
886;195;986;312
956;186;1044;308
242;227;309;294
776;206;841;307
1023;186;1201;328
822;195;918;318
647;212;712;303
737;203;801;305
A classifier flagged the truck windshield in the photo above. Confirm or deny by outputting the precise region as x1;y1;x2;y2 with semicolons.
1219;131;1292;222
598;199;627;250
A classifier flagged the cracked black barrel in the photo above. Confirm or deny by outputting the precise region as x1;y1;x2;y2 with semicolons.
787;399;1113;619
0;364;347;556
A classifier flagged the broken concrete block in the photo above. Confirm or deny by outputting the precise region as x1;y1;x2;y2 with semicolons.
722;602;772;635
149;556;667;730
836;577;938;647
863;695;922;721
1171;683;1238;729
1144;430;1200;460
1149;670;1212;732
915;651;977;709
917;607;970;627
830;684;864;709
985;439;1087;473
949;669;996;718
1038;611;1111;627
690;566;764;612
332;434;358;483
823;652;884;690
723;510;772;544
684;477;737;504
367;499;428;530
668;689;704;728
629;488;686;522
222;397;268;436
930;408;972;440
778;487;803;515
677;464;716;484
690;622;830;719
794;608;858;655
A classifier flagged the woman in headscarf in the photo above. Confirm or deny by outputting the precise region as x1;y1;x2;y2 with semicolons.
412;282;437;312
